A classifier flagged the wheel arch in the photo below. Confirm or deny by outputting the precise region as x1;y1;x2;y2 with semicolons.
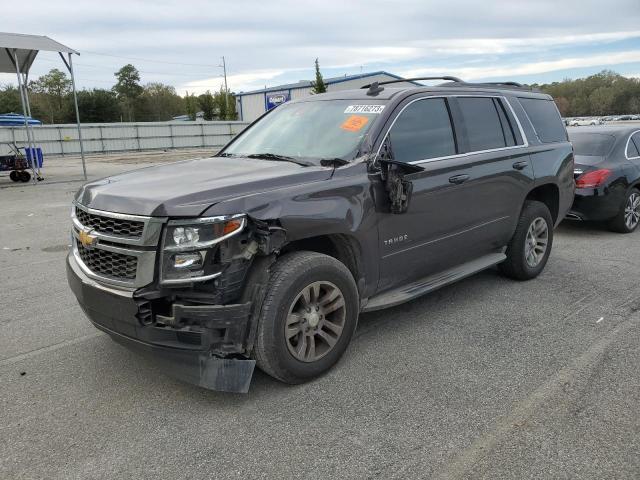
525;183;560;224
280;234;365;294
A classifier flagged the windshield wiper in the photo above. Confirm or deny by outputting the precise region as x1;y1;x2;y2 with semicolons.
246;153;313;166
319;157;350;167
217;152;237;157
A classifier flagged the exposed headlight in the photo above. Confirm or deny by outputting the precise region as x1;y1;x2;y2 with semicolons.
160;214;246;284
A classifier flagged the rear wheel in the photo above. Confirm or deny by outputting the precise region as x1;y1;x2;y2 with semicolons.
253;251;359;384
499;200;554;280
9;170;19;182
609;188;640;233
19;171;31;182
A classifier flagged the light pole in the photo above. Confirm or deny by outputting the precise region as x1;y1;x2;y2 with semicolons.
220;56;229;116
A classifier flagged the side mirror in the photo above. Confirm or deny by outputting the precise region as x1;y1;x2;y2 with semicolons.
376;137;423;214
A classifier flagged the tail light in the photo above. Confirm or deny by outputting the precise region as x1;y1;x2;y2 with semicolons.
575;169;612;188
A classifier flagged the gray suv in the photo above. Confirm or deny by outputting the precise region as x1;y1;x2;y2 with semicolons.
67;77;574;392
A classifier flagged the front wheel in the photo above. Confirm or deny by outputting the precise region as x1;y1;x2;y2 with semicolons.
253;251;359;384
609;188;640;233
499;200;554;280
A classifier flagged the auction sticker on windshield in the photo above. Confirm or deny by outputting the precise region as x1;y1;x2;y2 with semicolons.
344;105;385;114
341;115;369;132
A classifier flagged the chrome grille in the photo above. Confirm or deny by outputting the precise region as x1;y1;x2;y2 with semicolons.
72;203;166;288
75;207;144;237
75;239;137;280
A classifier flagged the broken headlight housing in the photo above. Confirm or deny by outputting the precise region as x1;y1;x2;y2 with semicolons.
160;214;246;285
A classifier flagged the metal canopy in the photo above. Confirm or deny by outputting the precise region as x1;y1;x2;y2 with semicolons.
0;32;78;73
0;32;86;181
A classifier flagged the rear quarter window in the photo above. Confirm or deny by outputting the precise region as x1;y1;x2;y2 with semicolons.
519;98;567;143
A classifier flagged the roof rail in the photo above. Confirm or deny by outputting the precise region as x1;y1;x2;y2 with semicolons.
361;76;464;89
361;76;536;93
481;81;523;87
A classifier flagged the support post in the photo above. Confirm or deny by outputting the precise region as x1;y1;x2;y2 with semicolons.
68;53;87;180
12;50;38;183
21;71;41;177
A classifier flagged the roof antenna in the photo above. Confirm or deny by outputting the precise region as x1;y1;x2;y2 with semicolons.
366;81;384;96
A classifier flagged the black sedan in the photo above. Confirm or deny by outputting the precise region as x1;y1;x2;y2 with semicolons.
566;126;640;233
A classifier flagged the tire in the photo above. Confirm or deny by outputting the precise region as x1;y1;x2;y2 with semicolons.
9;170;19;182
609;188;640;233
19;171;31;182
253;251;359;384
499;200;554;281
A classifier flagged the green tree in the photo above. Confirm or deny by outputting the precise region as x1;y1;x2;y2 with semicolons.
70;89;120;123
213;87;237;120
184;92;199;121
138;83;185;121
113;64;143;121
0;85;23;113
311;58;327;94
29;68;72;123
589;87;615;116
539;70;640;116
198;90;216;120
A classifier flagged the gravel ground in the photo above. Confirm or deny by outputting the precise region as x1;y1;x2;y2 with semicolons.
1;152;639;479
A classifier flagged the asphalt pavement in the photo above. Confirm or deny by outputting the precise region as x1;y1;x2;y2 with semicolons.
1;153;639;479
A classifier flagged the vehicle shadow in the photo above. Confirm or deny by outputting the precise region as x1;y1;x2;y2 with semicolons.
557;219;614;235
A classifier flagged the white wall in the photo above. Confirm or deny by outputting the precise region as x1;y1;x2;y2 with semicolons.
0;121;249;157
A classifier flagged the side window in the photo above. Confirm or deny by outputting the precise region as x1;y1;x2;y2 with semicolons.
628;133;640;158
387;98;456;162
493;98;517;147
519;98;567;143
457;97;508;151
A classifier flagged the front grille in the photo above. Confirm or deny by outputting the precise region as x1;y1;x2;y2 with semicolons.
75;207;144;238
76;239;137;280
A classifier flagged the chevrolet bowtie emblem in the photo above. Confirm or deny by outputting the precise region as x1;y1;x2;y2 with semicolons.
78;229;97;248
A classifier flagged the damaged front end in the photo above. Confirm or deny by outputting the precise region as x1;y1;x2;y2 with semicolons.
67;205;286;393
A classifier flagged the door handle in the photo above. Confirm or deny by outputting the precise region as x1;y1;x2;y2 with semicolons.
449;174;470;184
512;161;529;170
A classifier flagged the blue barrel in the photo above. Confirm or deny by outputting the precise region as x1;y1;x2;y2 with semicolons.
24;147;44;168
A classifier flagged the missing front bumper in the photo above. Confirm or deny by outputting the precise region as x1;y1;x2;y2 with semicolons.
67;253;257;393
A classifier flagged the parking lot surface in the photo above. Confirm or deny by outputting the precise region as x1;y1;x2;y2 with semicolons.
1;153;639;479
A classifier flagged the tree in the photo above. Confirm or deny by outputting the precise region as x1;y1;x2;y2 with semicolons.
71;89;120;123
29;68;72;123
553;96;570;117
198;90;216;120
185;92;199;121
138;83;185;121
539;70;640;116
213;87;237;120
589;87;615;116
311;58;327;94
0;85;23;113
113;64;143;121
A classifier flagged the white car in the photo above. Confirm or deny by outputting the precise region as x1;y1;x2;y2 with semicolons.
569;118;601;126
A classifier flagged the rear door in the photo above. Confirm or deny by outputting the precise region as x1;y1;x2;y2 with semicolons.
375;94;533;292
449;96;534;246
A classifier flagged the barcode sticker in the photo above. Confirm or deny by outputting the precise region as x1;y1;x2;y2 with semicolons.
344;105;385;114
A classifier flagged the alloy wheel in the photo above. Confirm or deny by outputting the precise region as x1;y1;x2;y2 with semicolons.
624;192;640;230
525;217;549;268
285;281;346;362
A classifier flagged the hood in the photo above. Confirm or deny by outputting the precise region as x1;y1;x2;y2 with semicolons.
75;156;333;217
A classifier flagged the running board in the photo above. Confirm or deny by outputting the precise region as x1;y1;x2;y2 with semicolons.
362;252;506;312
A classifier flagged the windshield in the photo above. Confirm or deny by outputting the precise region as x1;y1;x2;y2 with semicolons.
569;132;615;156
222;100;385;162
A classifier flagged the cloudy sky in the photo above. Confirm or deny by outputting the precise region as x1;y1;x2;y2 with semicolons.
2;0;640;94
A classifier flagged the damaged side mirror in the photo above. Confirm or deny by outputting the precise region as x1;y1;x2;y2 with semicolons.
376;137;423;214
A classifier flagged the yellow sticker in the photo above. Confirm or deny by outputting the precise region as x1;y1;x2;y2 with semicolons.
341;115;369;132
